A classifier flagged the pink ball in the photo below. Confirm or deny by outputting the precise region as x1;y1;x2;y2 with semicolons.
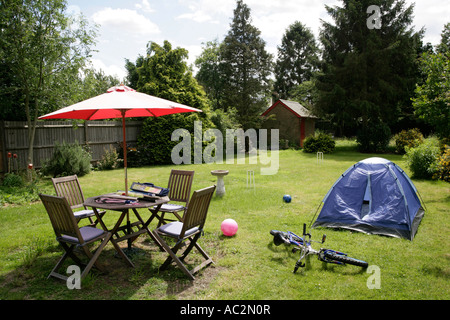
221;218;238;236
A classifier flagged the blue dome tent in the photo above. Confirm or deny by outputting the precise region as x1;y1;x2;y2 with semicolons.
312;158;425;240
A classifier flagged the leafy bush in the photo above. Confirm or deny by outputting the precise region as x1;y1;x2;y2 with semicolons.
394;128;424;154
137;113;213;165
356;122;391;153
279;139;291;150
41;141;91;177
433;145;450;182
0;174;46;206
117;144;144;168
97;146;119;170
1;173;24;188
138;114;192;165
209;108;240;134
404;137;440;179
303;132;336;153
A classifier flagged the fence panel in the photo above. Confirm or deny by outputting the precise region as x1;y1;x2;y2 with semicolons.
0;120;143;174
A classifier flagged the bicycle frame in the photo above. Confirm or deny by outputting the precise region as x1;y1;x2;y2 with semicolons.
292;224;325;272
271;223;367;273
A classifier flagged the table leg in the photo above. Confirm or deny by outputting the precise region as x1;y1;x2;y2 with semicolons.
92;207;108;232
88;199;171;267
144;204;165;228
126;210;132;251
112;211;135;267
93;207;134;267
131;207;164;251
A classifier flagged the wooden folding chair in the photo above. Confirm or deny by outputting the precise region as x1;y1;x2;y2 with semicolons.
157;170;194;225
153;185;216;280
52;175;105;225
39;194;111;282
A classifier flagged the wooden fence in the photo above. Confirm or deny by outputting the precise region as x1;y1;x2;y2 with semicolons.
0;120;143;174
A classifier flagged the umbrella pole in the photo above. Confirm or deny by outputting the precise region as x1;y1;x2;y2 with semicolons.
121;111;128;196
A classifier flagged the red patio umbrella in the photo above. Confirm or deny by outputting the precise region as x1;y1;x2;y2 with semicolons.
39;85;201;194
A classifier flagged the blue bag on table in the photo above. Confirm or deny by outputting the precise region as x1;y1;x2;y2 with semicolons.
130;182;169;197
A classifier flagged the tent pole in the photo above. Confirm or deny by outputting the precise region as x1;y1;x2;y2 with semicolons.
309;202;323;228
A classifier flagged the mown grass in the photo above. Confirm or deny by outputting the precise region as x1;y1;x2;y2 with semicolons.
0;140;448;300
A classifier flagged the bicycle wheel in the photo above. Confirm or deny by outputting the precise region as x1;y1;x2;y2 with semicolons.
270;230;288;246
323;251;368;268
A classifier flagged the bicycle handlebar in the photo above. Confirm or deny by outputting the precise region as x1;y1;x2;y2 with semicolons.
302;223;311;238
271;224;325;247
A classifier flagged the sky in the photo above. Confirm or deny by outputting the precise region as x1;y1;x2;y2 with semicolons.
66;0;450;81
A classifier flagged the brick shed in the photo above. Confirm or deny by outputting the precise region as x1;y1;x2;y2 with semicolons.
261;99;317;148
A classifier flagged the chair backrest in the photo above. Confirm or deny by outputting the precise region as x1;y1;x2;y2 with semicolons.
167;170;194;205
181;185;216;236
39;194;82;241
51;175;85;210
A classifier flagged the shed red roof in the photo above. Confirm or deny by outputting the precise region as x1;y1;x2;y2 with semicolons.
262;99;316;118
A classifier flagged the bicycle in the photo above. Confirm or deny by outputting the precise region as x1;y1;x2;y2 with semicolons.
270;224;369;273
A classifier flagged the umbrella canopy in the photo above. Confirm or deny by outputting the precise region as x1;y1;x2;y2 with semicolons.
39;85;202;194
39;85;201;120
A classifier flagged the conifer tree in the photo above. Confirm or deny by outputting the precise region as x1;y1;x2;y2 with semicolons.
316;0;423;144
274;21;319;100
219;0;273;130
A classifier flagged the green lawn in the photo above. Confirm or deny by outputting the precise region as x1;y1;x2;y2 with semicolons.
0;140;449;300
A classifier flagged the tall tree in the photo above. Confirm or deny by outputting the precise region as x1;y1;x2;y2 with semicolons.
0;0;96;168
220;0;273;130
274;21;320;100
316;0;423;141
136;40;210;113
130;40;213;165
125;55;144;90
412;24;450;140
195;40;241;135
436;23;450;54
195;39;225;111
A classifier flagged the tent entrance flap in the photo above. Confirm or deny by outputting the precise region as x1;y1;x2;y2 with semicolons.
361;174;371;219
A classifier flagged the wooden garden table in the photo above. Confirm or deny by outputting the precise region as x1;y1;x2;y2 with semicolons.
84;194;169;267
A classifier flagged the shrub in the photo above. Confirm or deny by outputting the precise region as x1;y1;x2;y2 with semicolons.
41;141;91;177
0;173;46;206
404;137;440;179
356;122;391;153
97;145;119;170
1;173;24;188
394;128;424;154
138;114;193;165
433;145;450;182
303;132;336;153
137;113;213;165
